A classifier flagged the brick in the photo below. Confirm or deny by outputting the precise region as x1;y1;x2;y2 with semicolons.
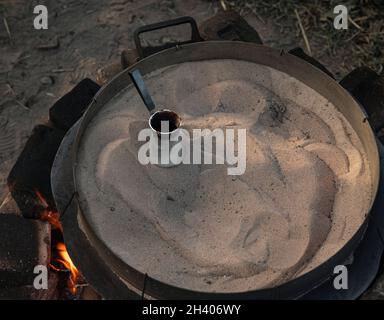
7;125;65;219
340;67;384;132
0;272;58;300
199;10;263;43
0;214;50;288
339;67;378;93
49;78;100;131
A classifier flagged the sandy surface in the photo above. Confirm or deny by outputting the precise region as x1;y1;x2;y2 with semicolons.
76;59;372;292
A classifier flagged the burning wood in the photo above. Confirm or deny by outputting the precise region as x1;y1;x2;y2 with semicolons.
36;190;62;231
50;243;80;295
36;190;80;295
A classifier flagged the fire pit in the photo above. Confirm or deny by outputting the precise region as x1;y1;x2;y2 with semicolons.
2;13;384;300
51;18;381;299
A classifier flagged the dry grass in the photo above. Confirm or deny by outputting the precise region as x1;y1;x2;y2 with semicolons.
226;0;384;75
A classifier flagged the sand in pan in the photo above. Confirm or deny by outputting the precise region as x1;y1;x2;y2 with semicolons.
76;60;372;293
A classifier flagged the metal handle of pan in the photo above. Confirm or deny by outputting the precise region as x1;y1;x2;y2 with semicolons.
133;16;202;59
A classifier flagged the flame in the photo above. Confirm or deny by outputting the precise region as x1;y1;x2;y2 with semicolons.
35;190;80;295
51;242;80;295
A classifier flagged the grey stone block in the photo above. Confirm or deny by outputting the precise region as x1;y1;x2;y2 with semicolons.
0;214;50;288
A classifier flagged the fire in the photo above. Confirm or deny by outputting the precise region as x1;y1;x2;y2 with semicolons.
35;190;62;229
50;242;80;295
35;190;80;295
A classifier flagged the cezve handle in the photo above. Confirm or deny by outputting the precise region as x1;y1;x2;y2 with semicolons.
128;69;155;114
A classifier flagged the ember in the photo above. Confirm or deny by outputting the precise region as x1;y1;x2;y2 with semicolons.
36;190;62;231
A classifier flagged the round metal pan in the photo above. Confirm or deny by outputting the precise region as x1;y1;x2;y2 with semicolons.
52;41;380;299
